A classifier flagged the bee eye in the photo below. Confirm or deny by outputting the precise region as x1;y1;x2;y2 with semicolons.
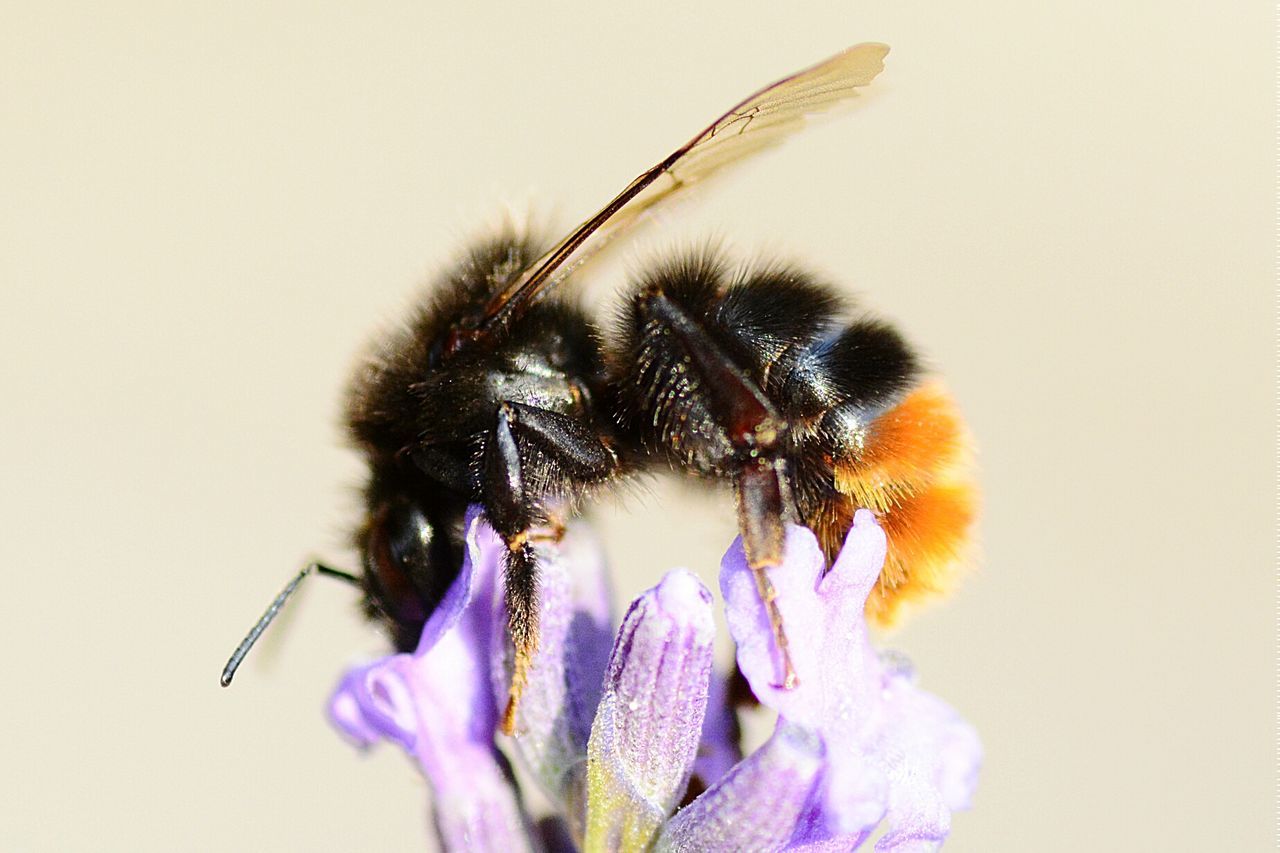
363;497;464;652
364;500;434;647
378;500;436;574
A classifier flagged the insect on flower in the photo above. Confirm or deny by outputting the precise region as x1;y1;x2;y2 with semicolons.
221;43;977;736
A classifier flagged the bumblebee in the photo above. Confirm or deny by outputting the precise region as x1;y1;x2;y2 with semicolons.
222;43;976;732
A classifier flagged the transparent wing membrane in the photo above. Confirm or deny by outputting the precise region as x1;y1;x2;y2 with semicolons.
471;43;890;338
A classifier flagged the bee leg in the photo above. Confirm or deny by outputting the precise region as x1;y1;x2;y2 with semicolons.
530;521;566;544
636;290;800;689
500;402;621;482
636;290;781;455
483;402;621;735
508;403;620;545
481;403;540;736
736;457;800;690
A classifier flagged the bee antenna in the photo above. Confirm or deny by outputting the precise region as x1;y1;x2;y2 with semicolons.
220;563;360;687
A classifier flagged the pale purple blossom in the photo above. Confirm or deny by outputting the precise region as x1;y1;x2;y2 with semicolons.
722;511;981;850
328;508;981;851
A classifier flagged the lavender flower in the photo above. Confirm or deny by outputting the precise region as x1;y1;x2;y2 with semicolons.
721;511;981;850
328;508;980;851
328;510;534;850
584;569;715;850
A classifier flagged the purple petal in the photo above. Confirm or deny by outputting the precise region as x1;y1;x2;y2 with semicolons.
416;508;502;650
655;722;823;852
867;672;982;852
488;519;614;817
326;509;534;851
328;664;384;748
721;510;982;847
584;569;716;852
721;514;883;732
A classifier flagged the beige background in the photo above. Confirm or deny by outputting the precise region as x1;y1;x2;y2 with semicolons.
1;2;1270;851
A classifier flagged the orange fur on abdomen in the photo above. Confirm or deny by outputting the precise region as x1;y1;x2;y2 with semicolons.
820;381;978;627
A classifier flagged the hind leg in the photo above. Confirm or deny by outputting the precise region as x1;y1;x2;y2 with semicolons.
625;286;801;689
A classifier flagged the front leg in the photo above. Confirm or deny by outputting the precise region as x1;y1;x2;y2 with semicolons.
481;402;621;734
502;401;621;484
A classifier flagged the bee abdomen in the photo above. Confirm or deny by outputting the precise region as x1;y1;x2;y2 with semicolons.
822;381;977;626
613;248;976;628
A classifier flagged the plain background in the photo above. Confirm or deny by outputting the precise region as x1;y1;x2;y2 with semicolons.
1;2;1270;850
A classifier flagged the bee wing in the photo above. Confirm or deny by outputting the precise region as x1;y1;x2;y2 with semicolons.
472;43;890;336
